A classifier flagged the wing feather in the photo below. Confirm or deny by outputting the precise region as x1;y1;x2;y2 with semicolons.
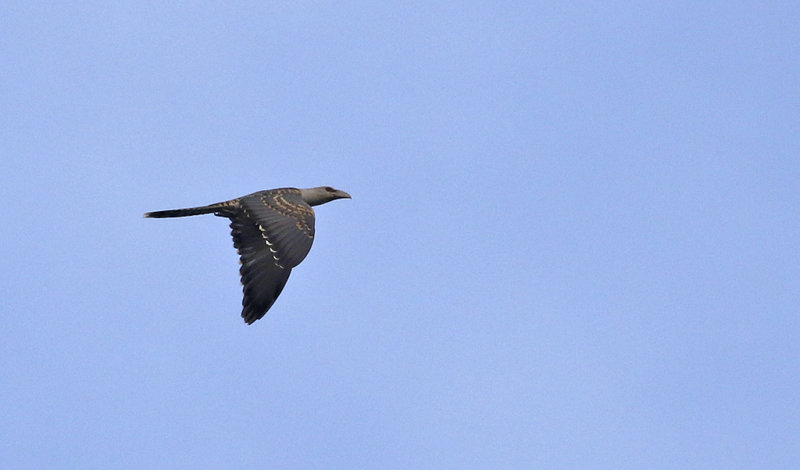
229;212;291;324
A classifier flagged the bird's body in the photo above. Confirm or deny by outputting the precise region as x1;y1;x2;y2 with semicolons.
145;186;350;324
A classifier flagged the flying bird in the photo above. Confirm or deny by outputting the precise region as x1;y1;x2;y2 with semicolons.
145;186;351;324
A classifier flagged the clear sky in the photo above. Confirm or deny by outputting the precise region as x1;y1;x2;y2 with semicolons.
2;1;798;468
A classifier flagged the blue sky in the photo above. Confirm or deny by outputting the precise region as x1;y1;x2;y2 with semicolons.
2;1;798;468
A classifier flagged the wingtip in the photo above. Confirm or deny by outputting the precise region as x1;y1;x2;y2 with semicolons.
241;307;259;325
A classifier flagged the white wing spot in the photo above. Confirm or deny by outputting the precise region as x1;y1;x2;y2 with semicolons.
258;225;275;245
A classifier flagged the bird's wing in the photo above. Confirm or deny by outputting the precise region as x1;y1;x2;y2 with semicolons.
230;213;292;324
227;190;316;324
239;190;316;269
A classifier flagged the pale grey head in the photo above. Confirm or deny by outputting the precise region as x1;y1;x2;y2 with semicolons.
299;186;352;206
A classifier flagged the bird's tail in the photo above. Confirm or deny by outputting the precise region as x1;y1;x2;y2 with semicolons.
144;201;232;218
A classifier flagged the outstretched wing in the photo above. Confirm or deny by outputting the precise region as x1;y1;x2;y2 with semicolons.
228;189;316;324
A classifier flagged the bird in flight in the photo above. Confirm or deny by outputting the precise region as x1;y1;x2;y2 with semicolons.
145;186;351;324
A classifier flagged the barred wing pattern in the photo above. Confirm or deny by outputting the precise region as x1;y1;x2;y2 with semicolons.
231;189;316;323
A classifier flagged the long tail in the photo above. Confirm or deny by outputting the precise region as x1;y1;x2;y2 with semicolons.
144;201;233;218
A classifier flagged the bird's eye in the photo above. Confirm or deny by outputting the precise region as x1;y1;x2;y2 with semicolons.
325;186;335;192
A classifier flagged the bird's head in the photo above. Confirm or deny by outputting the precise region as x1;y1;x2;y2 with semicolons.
300;186;351;206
